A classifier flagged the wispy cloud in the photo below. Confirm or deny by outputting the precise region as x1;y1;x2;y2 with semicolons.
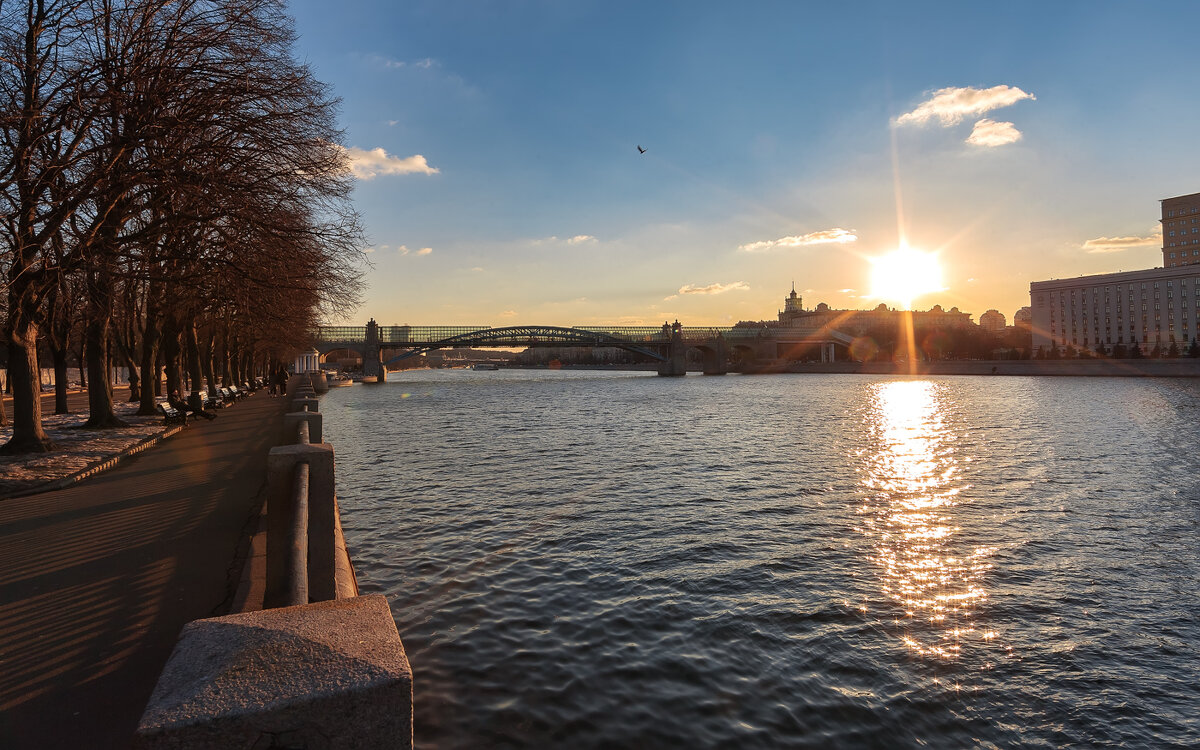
341;146;439;179
1083;233;1161;253
966;118;1023;147
370;55;435;70
396;245;433;257
363;246;376;253
895;85;1035;127
533;235;598;246
499;309;517;317
738;228;857;253
677;281;749;296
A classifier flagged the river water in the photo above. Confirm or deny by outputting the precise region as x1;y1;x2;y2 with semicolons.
322;370;1200;748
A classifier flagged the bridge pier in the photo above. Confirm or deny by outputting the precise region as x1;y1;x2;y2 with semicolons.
701;335;728;375
361;318;385;381
657;320;687;376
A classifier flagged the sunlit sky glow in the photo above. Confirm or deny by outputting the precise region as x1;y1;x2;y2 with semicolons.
288;0;1200;326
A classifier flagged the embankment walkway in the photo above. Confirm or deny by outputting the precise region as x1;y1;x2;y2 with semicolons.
0;391;291;749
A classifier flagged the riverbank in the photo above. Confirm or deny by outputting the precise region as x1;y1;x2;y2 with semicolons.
501;359;1200;377
765;358;1200;377
0;390;290;749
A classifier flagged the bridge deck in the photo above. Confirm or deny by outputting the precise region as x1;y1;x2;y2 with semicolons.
314;325;807;346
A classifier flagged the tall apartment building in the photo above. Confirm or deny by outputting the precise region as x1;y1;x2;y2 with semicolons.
1031;192;1200;354
1163;192;1200;268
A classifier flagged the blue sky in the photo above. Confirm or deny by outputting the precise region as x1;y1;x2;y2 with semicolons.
288;0;1200;326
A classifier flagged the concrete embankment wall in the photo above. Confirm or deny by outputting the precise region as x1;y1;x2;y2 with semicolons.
136;374;412;750
772;359;1200;377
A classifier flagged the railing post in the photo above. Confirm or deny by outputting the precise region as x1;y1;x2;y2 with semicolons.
292;396;320;413
284;411;322;444
266;443;336;607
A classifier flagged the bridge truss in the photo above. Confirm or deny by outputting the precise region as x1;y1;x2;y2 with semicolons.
374;326;677;364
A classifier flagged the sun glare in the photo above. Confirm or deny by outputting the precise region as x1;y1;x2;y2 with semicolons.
869;245;944;310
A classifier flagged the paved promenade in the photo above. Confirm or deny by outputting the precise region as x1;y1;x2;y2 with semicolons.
0;390;291;749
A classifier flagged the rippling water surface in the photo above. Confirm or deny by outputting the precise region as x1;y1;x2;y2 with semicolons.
322;371;1200;748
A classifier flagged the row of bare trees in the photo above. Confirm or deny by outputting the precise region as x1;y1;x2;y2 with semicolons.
1;0;365;453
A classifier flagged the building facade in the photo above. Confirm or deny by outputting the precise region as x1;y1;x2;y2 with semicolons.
1031;192;1200;354
776;293;974;332
979;309;1006;332
1030;266;1200;354
1163;192;1200;268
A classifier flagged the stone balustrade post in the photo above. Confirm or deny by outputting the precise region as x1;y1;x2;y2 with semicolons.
266;443;337;607
284;411;323;445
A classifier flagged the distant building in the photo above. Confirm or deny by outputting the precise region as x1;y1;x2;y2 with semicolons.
1030;192;1200;354
1013;306;1032;330
1163;192;1200;268
979;309;1006;332
776;291;974;333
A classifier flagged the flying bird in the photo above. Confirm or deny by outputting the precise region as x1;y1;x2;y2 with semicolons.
637;145;646;154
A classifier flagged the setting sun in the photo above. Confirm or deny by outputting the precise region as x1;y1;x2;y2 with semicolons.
869;245;945;310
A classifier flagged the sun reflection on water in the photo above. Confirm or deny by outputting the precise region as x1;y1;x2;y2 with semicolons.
856;380;998;668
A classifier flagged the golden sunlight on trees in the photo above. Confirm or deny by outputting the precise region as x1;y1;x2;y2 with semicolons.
0;0;365;452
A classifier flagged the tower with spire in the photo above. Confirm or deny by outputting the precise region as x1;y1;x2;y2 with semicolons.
784;282;803;314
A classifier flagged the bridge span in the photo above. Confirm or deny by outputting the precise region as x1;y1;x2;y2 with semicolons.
313;320;853;377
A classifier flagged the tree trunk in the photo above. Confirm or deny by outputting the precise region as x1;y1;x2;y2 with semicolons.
201;328;220;399
82;268;126;428
184;321;206;413
163;316;182;399
2;319;53;453
138;310;163;415
52;346;69;414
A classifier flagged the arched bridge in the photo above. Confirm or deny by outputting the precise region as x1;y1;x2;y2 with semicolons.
313;321;853;377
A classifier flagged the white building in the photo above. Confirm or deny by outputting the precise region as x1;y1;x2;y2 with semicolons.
1031;266;1200;354
1030;192;1200;355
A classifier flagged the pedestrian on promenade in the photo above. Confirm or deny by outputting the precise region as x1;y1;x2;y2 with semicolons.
268;371;277;396
277;366;288;396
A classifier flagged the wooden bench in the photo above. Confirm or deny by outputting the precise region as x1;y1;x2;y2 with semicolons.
156;402;188;425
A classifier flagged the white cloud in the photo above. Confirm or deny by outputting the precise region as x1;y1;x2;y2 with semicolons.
363;246;376;253
341;146;439;179
566;235;596;245
499;309;517;317
371;55;435;70
398;245;409;255
470;266;484;272
677;281;750;295
1083;233;1161;253
966;118;1023;147
895;85;1035;127
738;228;857;253
416;247;433;256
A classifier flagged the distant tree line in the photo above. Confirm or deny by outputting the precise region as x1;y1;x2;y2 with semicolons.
1036;337;1200;360
0;0;364;452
